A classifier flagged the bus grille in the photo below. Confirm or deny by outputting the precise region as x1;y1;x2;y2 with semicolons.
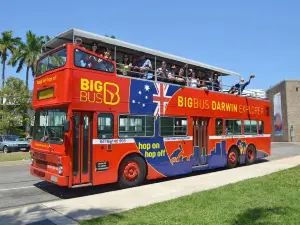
34;152;46;160
36;160;47;170
34;169;45;178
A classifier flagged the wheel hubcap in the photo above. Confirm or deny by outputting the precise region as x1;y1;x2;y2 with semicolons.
248;149;254;161
123;161;139;182
229;151;236;164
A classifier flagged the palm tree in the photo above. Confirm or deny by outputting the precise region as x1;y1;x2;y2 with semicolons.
9;31;49;87
0;31;21;89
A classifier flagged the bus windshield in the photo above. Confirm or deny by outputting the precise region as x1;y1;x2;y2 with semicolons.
33;108;67;145
36;47;67;76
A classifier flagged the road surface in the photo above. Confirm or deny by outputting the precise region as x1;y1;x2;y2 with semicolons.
0;142;299;211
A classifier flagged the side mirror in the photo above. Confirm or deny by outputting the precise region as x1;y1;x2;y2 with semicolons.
64;120;70;133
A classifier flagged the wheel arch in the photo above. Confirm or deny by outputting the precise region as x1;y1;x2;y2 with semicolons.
228;144;240;157
247;143;257;151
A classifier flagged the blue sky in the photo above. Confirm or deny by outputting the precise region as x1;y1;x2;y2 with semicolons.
1;0;299;90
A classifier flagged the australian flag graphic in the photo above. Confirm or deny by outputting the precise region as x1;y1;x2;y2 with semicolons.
129;79;190;177
129;79;180;116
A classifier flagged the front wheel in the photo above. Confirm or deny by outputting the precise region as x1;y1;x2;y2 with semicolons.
3;146;10;154
118;155;146;189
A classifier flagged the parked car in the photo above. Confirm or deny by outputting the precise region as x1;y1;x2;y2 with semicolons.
0;135;31;153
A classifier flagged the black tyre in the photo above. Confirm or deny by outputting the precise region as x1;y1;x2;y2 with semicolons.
227;147;238;169
3;146;10;154
246;145;256;165
118;155;146;189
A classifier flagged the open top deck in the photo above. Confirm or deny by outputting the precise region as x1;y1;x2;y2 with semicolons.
41;29;267;100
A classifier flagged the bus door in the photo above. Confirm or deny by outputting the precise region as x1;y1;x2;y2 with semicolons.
193;118;209;166
72;112;93;185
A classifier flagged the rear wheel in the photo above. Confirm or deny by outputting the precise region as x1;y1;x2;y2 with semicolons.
118;155;146;189
227;148;238;169
246;145;256;165
3;146;10;154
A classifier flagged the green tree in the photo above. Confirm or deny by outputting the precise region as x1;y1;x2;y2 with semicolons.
0;76;31;135
0;31;21;89
9;31;49;87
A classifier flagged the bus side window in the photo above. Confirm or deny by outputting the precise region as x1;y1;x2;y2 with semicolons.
225;119;241;135
98;113;114;139
215;118;223;135
258;121;264;134
244;120;257;135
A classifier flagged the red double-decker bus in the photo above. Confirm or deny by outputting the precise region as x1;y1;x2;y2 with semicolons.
30;29;271;188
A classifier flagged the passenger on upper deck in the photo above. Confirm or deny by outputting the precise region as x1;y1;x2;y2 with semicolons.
118;54;132;75
229;74;255;95
91;42;98;53
103;49;112;60
156;61;169;80
156;61;175;82
187;69;198;88
207;73;221;91
197;72;208;90
169;65;177;82
133;53;152;79
74;37;83;47
175;68;186;85
85;42;99;68
74;38;88;66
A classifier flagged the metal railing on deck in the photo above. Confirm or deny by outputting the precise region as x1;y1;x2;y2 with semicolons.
115;62;267;100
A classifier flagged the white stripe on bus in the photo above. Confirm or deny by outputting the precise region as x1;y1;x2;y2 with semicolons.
92;134;270;144
92;139;135;145
163;136;193;142
209;134;271;140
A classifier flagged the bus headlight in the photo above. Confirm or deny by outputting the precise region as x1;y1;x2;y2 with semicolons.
58;165;63;175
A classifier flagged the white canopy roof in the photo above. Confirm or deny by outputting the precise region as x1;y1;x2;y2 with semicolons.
43;28;240;77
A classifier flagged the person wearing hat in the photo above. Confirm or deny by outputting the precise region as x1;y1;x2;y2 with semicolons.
91;42;98;53
74;37;87;66
85;42;99;69
74;37;82;46
229;74;255;95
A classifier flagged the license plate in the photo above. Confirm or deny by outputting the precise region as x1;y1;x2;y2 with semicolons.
20;148;26;150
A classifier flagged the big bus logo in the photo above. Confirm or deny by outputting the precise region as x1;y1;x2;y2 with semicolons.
80;78;120;105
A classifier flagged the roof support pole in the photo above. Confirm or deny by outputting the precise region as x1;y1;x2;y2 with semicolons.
155;56;157;82
221;74;223;92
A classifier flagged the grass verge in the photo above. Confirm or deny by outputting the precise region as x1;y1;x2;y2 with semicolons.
81;166;300;225
0;152;30;162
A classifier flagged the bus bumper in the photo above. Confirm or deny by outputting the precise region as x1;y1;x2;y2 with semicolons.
30;166;69;187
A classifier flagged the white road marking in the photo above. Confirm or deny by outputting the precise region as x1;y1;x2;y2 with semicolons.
0;185;35;192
